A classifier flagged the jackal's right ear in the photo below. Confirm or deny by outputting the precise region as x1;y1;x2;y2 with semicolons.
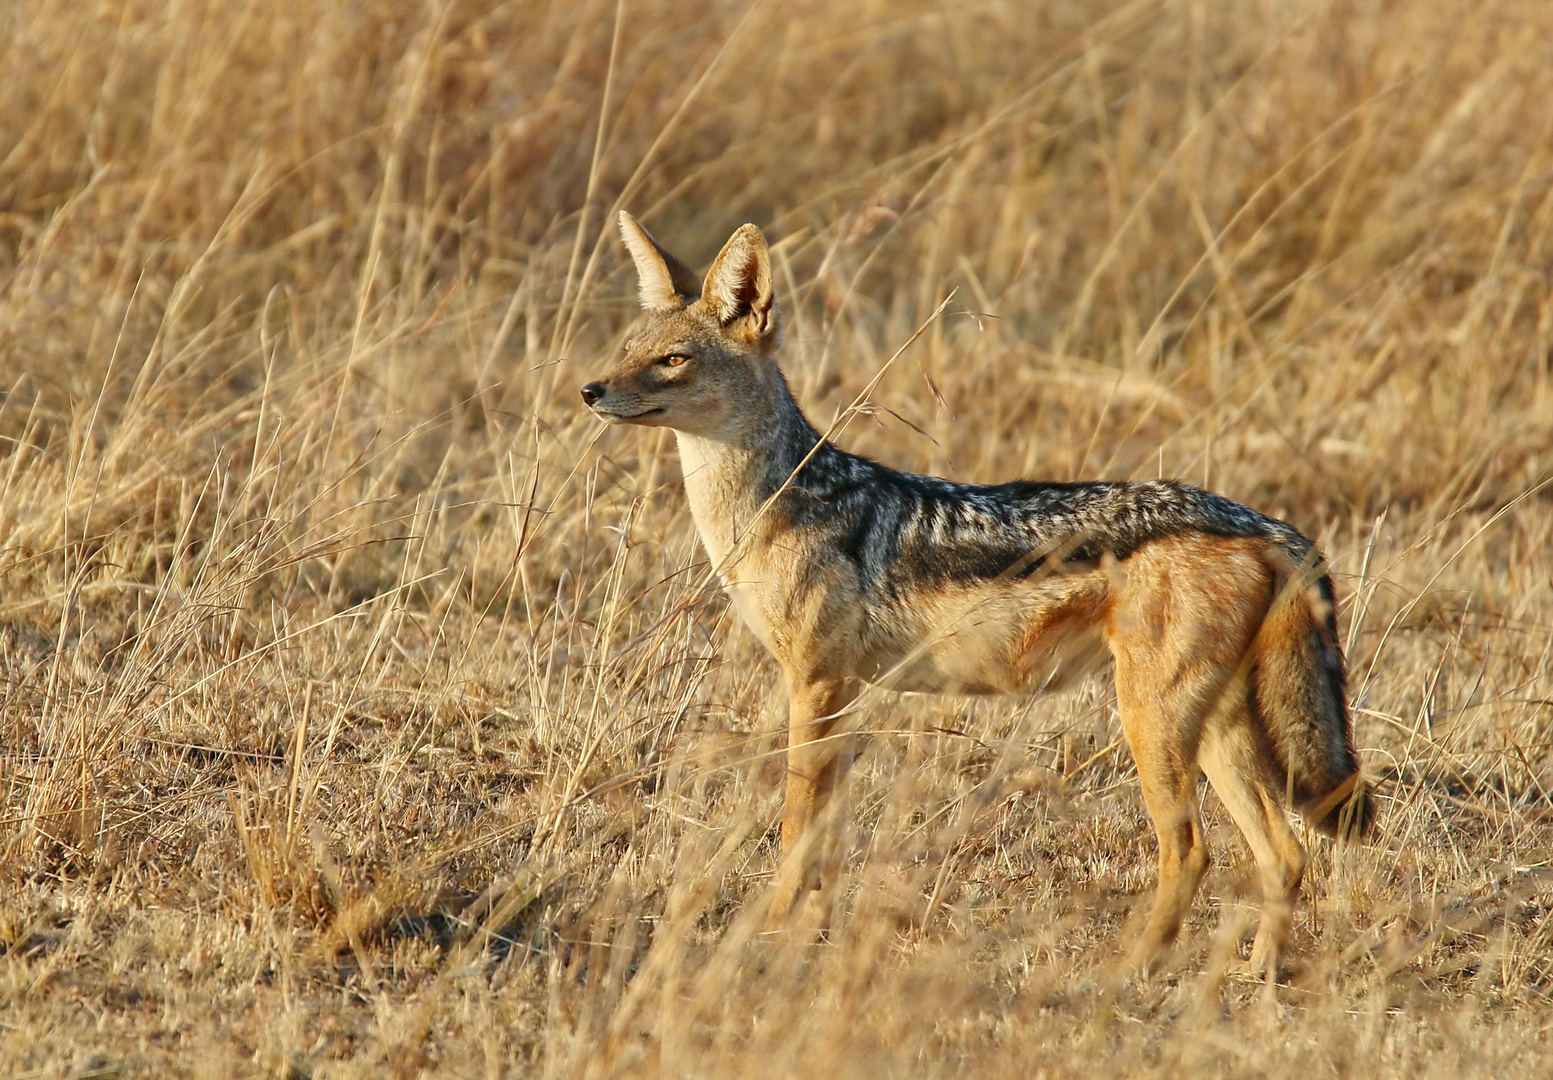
702;224;775;338
618;211;701;311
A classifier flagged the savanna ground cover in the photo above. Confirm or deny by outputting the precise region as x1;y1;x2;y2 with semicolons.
2;0;1552;1075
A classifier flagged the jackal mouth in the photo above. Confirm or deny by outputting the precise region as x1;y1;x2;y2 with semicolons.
592;405;664;423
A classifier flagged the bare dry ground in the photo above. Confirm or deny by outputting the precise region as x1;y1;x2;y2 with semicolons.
2;0;1552;1075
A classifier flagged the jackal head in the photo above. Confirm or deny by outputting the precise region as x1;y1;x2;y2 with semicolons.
581;212;782;440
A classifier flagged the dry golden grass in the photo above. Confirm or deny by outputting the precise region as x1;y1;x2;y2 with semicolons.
2;0;1552;1075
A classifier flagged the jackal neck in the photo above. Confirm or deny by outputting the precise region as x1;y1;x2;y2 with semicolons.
673;366;817;572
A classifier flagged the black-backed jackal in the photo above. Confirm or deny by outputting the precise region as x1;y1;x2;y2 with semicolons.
582;213;1369;973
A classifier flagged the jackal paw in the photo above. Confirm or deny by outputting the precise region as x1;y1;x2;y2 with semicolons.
1237;936;1300;984
763;887;832;938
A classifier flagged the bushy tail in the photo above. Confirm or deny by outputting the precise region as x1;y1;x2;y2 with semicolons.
1252;568;1373;839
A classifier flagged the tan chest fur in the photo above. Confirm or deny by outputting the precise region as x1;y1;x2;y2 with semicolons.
675;432;788;655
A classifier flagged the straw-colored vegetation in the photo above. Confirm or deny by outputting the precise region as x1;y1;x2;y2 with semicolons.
2;0;1551;1075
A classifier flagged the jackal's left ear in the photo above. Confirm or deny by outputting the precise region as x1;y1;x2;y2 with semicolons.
702;224;776;337
619;211;702;311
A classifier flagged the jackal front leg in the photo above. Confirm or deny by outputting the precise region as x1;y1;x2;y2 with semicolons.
766;678;858;928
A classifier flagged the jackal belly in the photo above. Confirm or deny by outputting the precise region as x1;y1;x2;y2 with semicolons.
858;572;1112;695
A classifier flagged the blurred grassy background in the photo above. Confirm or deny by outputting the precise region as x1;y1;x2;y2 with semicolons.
1;0;1551;1075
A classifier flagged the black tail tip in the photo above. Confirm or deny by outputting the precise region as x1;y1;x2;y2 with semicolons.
1304;774;1375;841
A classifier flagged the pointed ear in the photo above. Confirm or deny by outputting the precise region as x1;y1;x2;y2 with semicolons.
618;211;701;311
702;224;776;337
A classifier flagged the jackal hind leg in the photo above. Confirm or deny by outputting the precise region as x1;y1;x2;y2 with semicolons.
1198;707;1307;975
1112;680;1210;976
1110;638;1229;973
1108;536;1281;974
766;678;859;929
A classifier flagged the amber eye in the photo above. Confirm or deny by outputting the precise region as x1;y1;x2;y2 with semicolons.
662;354;690;367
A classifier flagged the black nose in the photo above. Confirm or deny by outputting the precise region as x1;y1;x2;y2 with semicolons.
580;382;605;406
